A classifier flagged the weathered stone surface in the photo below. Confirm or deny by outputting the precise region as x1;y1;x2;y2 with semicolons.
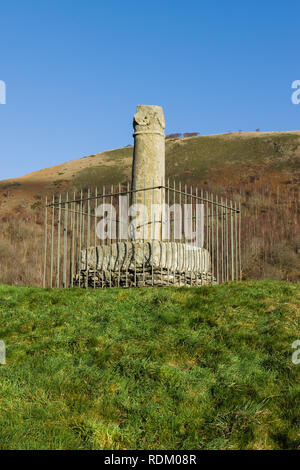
74;268;215;288
81;241;211;273
131;105;165;240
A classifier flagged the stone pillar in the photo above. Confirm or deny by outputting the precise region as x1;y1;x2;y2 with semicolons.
131;105;165;241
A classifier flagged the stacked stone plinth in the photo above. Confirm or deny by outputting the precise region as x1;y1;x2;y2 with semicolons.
75;241;214;287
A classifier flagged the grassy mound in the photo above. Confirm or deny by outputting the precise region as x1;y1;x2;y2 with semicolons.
0;281;299;450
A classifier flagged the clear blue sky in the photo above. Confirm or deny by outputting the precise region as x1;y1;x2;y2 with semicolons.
0;0;299;180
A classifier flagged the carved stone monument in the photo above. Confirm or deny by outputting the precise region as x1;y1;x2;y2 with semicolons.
78;105;213;287
131;105;165;241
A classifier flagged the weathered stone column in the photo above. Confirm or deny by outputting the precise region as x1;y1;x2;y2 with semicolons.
131;105;165;240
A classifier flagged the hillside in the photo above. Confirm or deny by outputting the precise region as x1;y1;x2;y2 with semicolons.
1;131;300;212
0;281;299;450
0;131;299;285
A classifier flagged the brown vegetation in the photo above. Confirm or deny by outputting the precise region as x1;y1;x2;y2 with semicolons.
196;167;299;281
183;132;199;138
165;133;182;139
0;210;44;286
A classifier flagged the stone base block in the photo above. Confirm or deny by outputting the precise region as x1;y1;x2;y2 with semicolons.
81;241;211;273
76;241;214;288
74;267;215;288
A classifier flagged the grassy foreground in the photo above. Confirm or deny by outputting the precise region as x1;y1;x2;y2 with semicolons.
0;281;299;450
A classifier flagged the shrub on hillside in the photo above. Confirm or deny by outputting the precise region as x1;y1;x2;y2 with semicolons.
269;242;299;269
0;240;14;260
183;132;199;138
165;133;182;139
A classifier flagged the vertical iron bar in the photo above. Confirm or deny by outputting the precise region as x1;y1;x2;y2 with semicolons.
126;182;129;288
94;187;98;289
179;182;182;286
184;184;187;285
63;193;69;288
161;177;163;286
216;195;219;284
50;195;55;288
82;204;85;253
43;197;48;288
190;186;193;286
167;178;170;286
143;179;146;287
56;194;62;288
75;196;79;281
70;191;75;288
79;190;83;287
231;200;234;281
110;185;113;288
220;197;225;283
195;187;198;286
239;201;242;280
118;183;121;288
235;201;238;282
223;198;226;282
151;179;154;286
206;190;209;285
211;193;214;285
200;189;204;285
206;191;209;253
208;205;211;285
85;188;91;289
173;180;176;286
102;185;105;288
133;183;137;287
226;198;229;282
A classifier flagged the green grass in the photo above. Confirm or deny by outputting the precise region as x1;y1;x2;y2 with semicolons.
0;281;299;450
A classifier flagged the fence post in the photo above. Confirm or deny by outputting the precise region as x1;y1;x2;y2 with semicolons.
56;194;62;288
63;193;69;288
239;201;242;280
43;197;48;288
